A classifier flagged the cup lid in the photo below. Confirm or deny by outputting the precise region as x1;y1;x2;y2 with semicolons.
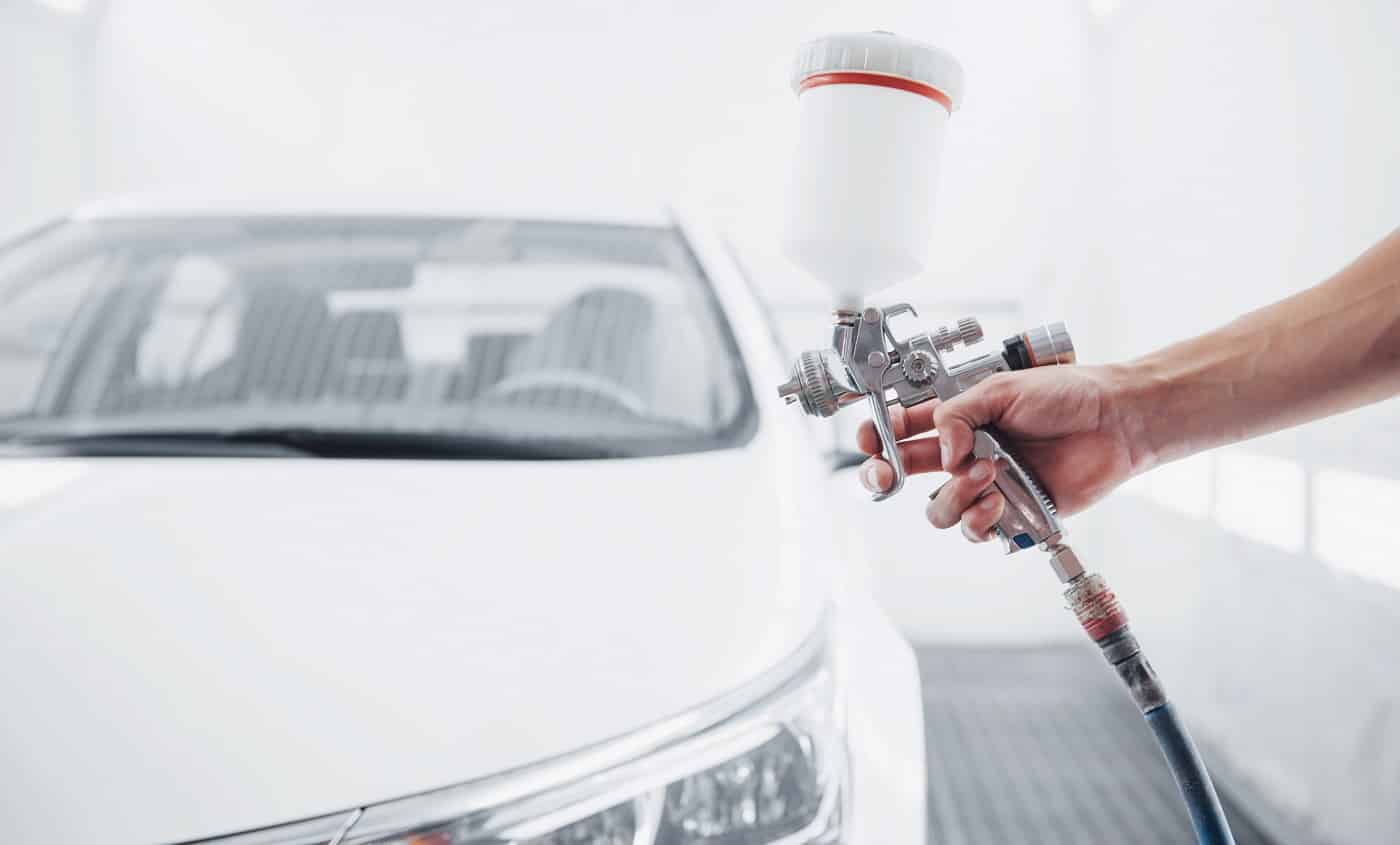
791;31;964;111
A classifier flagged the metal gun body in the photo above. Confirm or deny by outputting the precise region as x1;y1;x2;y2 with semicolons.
778;304;1075;555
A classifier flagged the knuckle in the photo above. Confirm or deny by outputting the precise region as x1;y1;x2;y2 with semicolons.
982;370;1016;390
981;370;1013;388
926;499;955;529
933;400;963;426
974;373;1014;405
890;406;909;437
953;474;980;503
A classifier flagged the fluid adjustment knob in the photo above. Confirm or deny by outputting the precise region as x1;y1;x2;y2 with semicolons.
956;316;984;346
932;317;984;352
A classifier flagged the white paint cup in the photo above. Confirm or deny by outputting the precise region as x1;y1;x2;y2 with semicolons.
781;32;964;311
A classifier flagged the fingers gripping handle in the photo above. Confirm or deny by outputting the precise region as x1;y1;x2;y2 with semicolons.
972;429;1063;553
867;393;907;501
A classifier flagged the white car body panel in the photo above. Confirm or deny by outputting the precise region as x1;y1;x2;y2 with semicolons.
0;450;823;843
0;201;926;844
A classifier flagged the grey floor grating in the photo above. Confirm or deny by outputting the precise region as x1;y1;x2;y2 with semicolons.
917;645;1274;845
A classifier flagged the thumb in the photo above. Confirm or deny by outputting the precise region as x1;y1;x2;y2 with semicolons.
934;375;1014;470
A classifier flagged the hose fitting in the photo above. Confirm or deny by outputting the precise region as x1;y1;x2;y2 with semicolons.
1063;571;1167;713
1064;572;1128;640
1095;629;1168;713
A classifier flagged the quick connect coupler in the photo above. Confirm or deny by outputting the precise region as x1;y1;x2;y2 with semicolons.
1063;571;1167;714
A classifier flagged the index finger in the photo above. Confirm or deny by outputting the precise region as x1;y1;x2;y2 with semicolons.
856;400;940;455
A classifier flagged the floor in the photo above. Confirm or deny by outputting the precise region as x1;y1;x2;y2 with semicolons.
916;645;1276;845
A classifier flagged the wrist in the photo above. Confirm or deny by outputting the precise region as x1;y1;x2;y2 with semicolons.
1098;359;1173;477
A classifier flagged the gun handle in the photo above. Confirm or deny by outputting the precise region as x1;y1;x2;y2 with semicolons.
972;429;1063;553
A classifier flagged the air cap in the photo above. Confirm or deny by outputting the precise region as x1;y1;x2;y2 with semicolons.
791;31;965;112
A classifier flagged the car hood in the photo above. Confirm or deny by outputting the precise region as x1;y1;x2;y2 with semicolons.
0;442;828;843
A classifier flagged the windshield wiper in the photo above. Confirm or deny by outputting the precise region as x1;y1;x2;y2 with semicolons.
4;428;626;460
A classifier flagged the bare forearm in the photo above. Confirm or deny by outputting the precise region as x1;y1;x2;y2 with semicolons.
1113;227;1400;472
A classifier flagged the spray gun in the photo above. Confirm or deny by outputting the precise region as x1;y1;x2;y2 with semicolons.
778;309;1075;555
776;32;1236;844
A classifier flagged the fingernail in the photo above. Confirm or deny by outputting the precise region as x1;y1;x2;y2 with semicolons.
970;460;992;482
940;439;951;468
861;462;882;492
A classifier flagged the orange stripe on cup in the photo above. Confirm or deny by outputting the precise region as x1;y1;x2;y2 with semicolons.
797;71;952;112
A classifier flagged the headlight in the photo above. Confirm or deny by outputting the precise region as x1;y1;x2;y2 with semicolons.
193;621;844;845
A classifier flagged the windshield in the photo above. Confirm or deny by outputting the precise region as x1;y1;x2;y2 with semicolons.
0;217;755;457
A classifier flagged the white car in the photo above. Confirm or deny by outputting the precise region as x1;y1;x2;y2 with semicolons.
0;197;926;845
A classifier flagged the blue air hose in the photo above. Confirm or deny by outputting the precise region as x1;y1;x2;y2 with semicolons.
1145;703;1236;845
1062;571;1237;845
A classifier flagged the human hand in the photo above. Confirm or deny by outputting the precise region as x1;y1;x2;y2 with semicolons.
855;364;1143;542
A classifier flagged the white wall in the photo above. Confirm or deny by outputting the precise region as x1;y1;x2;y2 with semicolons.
1065;2;1400;842
88;0;1090;309
0;1;93;234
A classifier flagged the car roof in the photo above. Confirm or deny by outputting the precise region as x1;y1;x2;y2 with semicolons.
70;190;674;228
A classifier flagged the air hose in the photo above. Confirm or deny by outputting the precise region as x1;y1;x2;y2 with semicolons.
1063;567;1237;845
